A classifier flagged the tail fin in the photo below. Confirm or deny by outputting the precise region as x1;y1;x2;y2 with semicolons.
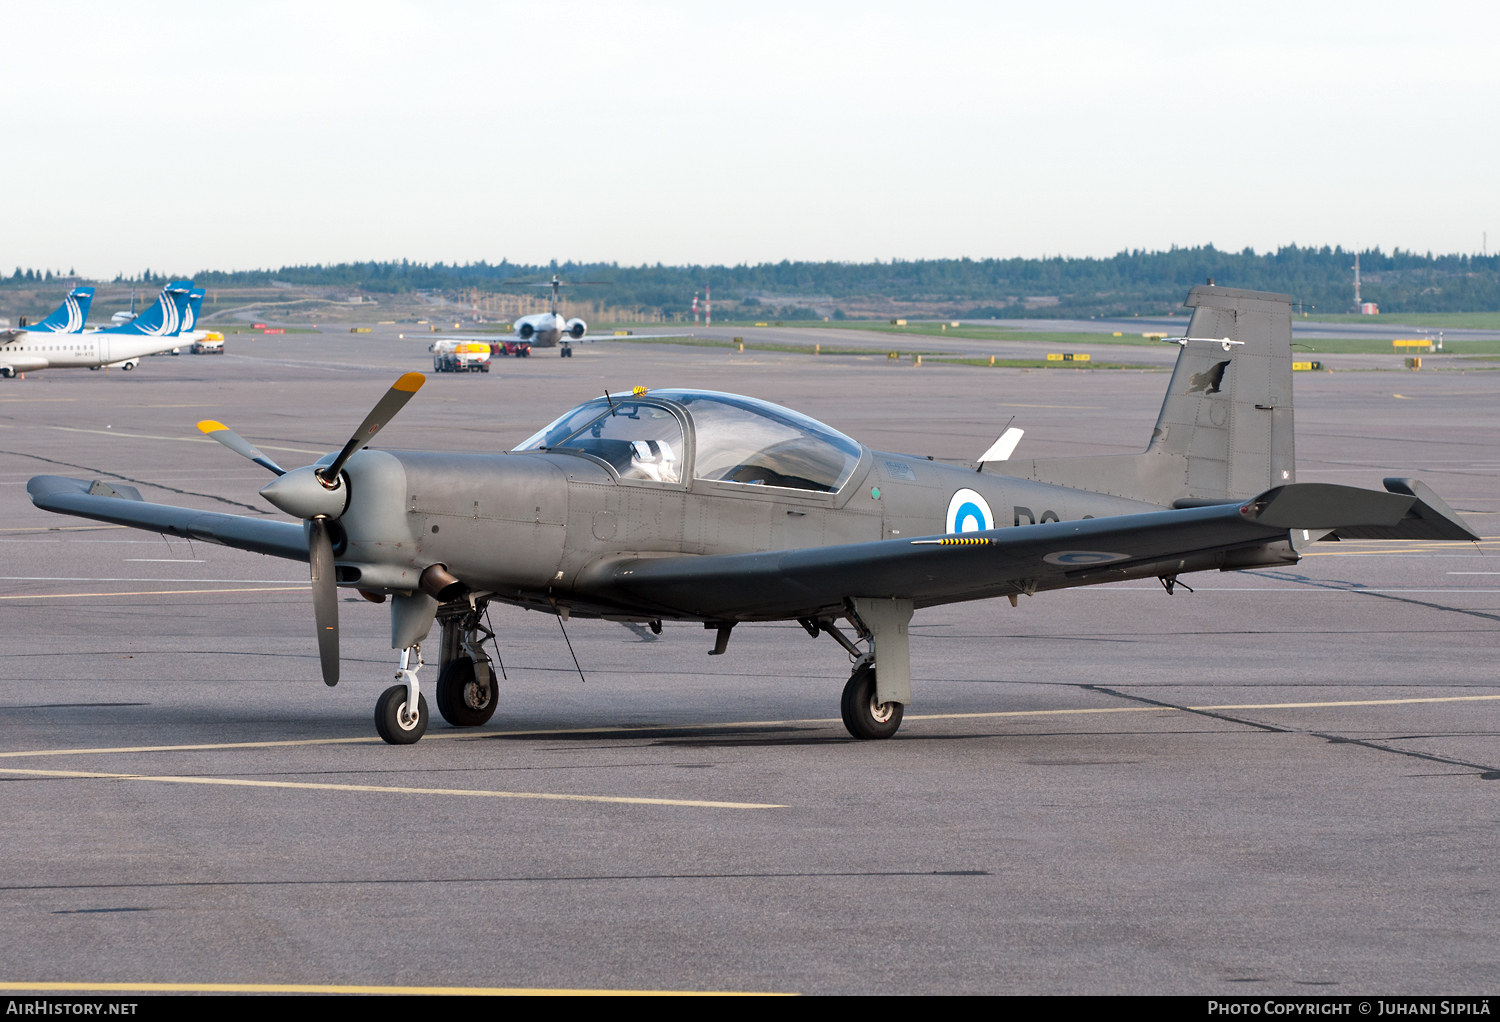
27;287;94;333
181;286;205;333
1147;285;1295;499
985;284;1295;505
103;281;192;336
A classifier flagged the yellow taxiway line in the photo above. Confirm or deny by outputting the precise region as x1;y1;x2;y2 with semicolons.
0;766;783;810
0;586;308;600
2;693;1497;763
0;981;789;996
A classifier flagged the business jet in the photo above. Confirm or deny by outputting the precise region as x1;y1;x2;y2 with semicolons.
429;276;674;358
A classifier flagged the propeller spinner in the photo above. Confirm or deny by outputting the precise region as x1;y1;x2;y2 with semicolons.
196;372;427;686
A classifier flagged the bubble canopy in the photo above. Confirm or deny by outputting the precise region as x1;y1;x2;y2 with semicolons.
514;390;863;493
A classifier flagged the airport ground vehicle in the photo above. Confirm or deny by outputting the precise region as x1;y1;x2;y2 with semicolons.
431;340;491;373
492;340;532;358
192;333;225;354
26;285;1477;745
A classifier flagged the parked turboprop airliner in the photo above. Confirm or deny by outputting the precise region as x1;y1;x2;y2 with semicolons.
0;282;193;377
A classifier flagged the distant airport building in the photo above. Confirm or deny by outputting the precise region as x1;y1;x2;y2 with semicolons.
1360;302;1379;315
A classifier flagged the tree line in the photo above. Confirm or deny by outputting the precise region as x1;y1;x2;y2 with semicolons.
6;245;1497;316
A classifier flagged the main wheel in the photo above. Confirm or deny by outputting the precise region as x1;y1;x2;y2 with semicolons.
435;657;497;727
840;664;903;740
375;684;429;744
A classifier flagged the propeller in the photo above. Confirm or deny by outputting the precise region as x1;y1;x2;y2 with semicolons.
196;373;427;687
196;420;286;476
309;517;339;686
317;372;426;487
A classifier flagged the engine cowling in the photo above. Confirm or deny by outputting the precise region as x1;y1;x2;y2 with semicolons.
517;322;535;340
565;319;586;340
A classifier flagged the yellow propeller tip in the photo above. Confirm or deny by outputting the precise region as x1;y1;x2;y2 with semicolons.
393;372;425;393
196;420;228;434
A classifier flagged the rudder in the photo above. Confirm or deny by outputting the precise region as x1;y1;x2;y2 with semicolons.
1146;284;1295;500
984;284;1295;505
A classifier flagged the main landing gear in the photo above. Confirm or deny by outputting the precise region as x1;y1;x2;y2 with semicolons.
434;607;500;727
803;598;915;741
841;662;903;740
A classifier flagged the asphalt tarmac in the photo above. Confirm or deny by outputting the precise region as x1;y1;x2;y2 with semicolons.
1;329;1497;995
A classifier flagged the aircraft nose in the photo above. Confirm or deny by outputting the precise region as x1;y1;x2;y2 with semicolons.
260;464;349;520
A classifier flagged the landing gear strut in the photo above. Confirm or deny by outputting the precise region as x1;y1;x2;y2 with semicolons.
375;644;428;744
434;603;501;728
803;600;913;740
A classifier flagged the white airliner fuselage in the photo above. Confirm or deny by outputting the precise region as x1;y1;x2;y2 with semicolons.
0;331;176;374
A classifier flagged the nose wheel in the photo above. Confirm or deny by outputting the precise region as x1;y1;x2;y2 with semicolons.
375;685;429;744
840;663;903;740
375;644;429;744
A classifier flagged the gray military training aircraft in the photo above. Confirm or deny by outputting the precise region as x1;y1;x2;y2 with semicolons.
28;284;1479;744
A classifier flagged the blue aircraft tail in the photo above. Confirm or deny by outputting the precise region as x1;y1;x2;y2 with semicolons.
104;282;193;336
27;287;94;333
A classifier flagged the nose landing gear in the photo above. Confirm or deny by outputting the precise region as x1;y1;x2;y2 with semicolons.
375;644;428;744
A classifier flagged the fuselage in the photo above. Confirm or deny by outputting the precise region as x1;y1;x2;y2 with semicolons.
329;442;1160;621
513;311;585;347
0;331;181;372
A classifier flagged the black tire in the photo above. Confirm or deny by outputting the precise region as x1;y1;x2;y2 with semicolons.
375;684;429;744
840;664;903;740
435;657;498;727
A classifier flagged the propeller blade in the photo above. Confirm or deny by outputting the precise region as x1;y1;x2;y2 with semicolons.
309;517;340;686
196;420;286;476
318;373;425;483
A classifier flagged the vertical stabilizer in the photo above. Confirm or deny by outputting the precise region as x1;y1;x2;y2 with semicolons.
1146;285;1295;499
180;287;205;335
984;284;1295;505
103;282;192;336
27;287;94;333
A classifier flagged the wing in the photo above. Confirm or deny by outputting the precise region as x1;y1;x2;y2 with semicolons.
28;475;309;561
574;482;1473;621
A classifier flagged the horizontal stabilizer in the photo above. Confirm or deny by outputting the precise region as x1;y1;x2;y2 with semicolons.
27;475;308;561
1332;478;1481;541
1241;483;1414;530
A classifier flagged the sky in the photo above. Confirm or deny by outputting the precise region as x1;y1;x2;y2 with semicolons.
2;1;1496;277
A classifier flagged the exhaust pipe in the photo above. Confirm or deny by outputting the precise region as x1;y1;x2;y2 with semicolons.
419;563;467;603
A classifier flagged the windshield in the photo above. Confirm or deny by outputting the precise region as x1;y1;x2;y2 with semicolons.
513;398;683;484
659;390;861;493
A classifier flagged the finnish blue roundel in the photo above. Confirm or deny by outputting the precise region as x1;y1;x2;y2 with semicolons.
946;488;993;533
